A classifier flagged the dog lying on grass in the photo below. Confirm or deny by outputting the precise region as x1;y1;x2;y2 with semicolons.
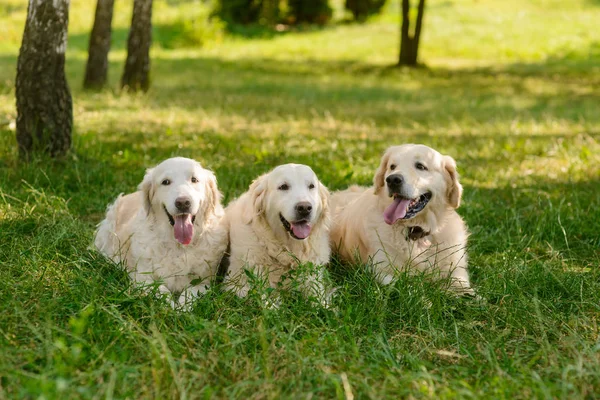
94;157;228;308
330;144;474;295
222;164;332;305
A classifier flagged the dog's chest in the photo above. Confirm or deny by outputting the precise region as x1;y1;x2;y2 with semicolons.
385;225;433;263
249;222;330;267
135;241;193;270
132;232;217;277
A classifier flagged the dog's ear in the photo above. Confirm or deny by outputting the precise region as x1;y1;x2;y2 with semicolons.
241;174;267;224
138;167;155;215
373;149;391;195
443;155;463;208
203;170;222;221
318;181;331;225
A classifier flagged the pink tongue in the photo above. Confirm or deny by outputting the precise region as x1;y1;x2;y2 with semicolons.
174;214;194;245
383;198;411;225
291;223;311;239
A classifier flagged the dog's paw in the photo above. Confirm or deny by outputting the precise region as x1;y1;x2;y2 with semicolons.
317;286;339;310
236;286;250;299
461;290;485;303
379;274;395;286
260;292;281;310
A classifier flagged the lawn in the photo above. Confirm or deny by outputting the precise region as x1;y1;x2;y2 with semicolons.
1;0;600;398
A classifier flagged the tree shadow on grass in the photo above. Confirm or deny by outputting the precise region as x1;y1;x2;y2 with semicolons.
42;55;595;135
467;178;600;250
124;42;600;128
2;39;599;129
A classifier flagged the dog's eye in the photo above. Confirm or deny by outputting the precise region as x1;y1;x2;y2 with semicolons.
415;162;428;171
161;179;171;186
278;183;289;191
191;177;198;183
308;183;315;189
390;164;396;171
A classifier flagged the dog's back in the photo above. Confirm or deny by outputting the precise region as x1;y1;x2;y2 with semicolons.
94;192;141;262
330;185;367;214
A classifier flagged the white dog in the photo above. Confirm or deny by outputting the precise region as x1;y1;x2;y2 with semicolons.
330;144;473;294
94;157;228;308
223;164;331;303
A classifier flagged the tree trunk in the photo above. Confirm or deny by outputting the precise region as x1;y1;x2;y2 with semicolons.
399;0;412;65
399;0;426;67
84;0;115;90
16;0;73;158
121;0;153;92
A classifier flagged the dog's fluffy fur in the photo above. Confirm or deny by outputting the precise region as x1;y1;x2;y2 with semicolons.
330;144;473;293
223;164;331;302
94;157;228;308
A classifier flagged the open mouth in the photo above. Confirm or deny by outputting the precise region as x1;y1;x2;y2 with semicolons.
279;213;312;240
383;192;432;225
163;205;196;245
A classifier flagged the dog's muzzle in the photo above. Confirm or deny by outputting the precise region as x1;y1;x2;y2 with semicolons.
163;205;197;245
279;213;312;240
383;192;432;225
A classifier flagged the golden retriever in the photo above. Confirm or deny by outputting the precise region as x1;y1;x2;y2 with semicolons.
330;144;473;294
223;163;331;303
94;157;228;308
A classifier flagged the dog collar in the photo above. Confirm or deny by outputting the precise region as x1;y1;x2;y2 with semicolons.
406;226;430;241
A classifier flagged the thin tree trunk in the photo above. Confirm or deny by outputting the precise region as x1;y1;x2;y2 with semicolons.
412;0;426;62
121;0;153;92
399;0;412;65
16;0;73;158
84;0;115;90
398;0;426;66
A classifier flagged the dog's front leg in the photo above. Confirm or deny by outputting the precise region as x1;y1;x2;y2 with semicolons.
370;251;399;286
175;283;210;311
130;270;177;307
297;265;333;308
435;242;474;296
225;273;250;298
448;264;474;296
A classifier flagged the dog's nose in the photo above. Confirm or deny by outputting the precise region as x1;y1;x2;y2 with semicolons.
295;201;312;218
386;174;404;188
175;196;192;212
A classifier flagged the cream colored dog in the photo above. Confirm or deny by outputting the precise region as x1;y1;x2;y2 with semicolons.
223;164;331;303
330;144;473;294
94;157;228;308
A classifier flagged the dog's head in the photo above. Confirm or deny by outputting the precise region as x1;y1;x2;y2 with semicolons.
139;157;221;245
242;164;329;241
373;144;462;225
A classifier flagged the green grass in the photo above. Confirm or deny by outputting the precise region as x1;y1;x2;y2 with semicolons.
1;0;600;398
